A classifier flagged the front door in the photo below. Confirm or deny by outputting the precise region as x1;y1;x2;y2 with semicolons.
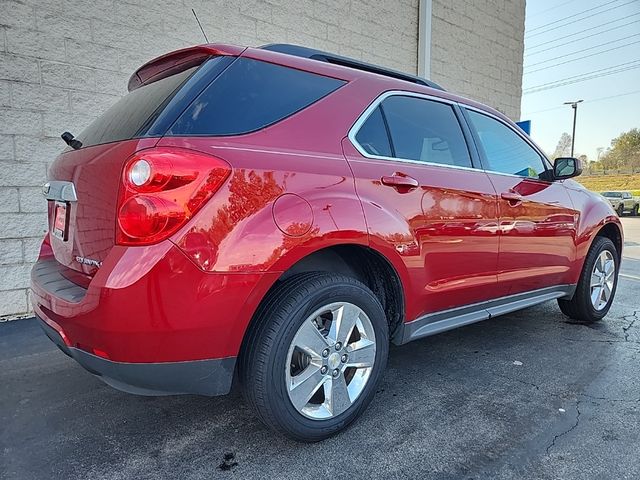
344;93;500;321
463;108;578;297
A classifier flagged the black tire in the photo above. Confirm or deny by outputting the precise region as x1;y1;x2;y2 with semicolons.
616;204;624;216
633;204;639;216
239;272;389;442
557;236;618;323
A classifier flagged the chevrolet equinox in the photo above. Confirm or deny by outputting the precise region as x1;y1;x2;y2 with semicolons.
31;43;623;441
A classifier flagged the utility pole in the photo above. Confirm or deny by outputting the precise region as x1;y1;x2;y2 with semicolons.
564;100;583;157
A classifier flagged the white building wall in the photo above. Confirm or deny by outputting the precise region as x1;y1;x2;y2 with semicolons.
0;0;525;318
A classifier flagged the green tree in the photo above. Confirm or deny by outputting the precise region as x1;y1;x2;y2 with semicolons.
601;128;640;173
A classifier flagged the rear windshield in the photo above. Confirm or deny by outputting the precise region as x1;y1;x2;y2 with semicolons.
75;65;199;148
167;58;346;136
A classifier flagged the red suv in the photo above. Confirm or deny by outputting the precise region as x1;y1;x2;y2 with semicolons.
31;43;623;441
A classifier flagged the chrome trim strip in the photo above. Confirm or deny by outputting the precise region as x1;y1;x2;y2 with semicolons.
394;284;576;345
348;153;482;172
42;180;77;202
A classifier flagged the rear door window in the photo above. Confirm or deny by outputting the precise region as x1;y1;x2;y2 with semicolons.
374;96;473;168
167;58;346;136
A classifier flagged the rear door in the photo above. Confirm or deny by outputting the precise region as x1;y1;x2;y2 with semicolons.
463;108;578;296
344;93;500;318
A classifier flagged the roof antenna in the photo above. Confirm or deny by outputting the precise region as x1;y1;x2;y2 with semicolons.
191;9;209;43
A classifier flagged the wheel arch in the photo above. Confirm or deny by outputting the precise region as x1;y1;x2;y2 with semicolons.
239;243;406;358
594;221;623;261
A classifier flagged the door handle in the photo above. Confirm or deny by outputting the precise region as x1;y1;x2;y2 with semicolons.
501;190;523;205
381;175;419;191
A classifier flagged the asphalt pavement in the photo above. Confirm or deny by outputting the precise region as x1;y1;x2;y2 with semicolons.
1;218;639;480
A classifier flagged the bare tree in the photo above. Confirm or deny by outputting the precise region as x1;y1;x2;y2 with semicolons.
552;132;572;159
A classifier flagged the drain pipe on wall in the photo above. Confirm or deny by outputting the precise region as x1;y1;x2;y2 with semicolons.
418;0;432;79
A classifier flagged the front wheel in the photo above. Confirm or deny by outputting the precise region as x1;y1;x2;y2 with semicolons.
239;272;389;442
616;204;624;216
558;236;619;323
632;204;639;216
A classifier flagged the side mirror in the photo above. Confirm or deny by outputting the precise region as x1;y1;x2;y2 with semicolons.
553;157;582;179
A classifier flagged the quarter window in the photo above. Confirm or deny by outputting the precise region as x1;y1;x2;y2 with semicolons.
168;58;345;136
354;106;392;157
466;110;548;179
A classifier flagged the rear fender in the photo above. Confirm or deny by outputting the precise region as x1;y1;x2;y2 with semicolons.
161;136;372;274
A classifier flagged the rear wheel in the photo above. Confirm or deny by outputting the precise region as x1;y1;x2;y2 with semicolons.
558;236;618;323
239;272;388;442
632;204;639;216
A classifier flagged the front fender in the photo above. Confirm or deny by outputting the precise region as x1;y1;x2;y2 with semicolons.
565;181;623;280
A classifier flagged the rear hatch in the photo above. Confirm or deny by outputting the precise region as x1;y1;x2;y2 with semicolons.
45;43;346;278
45;47;238;276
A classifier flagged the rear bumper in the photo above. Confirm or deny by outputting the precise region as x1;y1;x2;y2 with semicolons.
30;240;281;396
38;316;235;396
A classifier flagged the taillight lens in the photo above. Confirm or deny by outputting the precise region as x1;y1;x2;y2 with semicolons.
116;147;230;245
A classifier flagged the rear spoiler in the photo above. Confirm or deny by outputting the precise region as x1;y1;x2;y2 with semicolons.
127;44;245;92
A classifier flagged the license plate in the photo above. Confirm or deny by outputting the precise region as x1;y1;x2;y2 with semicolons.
52;202;68;240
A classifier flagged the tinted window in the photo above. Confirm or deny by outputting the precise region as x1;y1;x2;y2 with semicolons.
602;192;622;198
355;106;392;157
466;110;547;179
76;65;198;148
380;96;472;167
168;58;345;136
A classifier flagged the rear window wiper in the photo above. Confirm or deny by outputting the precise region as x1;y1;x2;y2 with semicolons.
61;131;83;150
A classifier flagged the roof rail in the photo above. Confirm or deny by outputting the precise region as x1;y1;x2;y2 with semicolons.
259;43;444;91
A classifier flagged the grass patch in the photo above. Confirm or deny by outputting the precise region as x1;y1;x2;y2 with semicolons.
577;174;640;196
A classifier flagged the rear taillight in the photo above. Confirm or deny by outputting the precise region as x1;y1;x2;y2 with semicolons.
116;147;230;245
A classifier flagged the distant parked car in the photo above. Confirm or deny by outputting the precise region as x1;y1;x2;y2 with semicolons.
32;43;624;441
601;191;639;216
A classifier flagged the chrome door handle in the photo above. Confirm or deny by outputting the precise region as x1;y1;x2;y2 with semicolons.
501;191;522;205
381;175;419;191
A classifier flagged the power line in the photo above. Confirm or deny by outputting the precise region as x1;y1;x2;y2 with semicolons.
526;59;640;84
525;65;640;93
525;17;640;56
527;0;621;32
525;32;640;69
524;39;640;74
526;0;637;39
528;0;580;20
523;60;640;92
523;62;640;94
525;90;640;115
525;12;640;50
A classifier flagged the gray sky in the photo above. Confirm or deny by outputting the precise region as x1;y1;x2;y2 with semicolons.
520;0;640;160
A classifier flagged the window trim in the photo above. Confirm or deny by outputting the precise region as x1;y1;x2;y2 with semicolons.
348;90;480;172
348;90;554;180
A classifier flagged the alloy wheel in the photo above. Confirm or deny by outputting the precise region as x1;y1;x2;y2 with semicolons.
590;250;615;311
285;302;376;420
